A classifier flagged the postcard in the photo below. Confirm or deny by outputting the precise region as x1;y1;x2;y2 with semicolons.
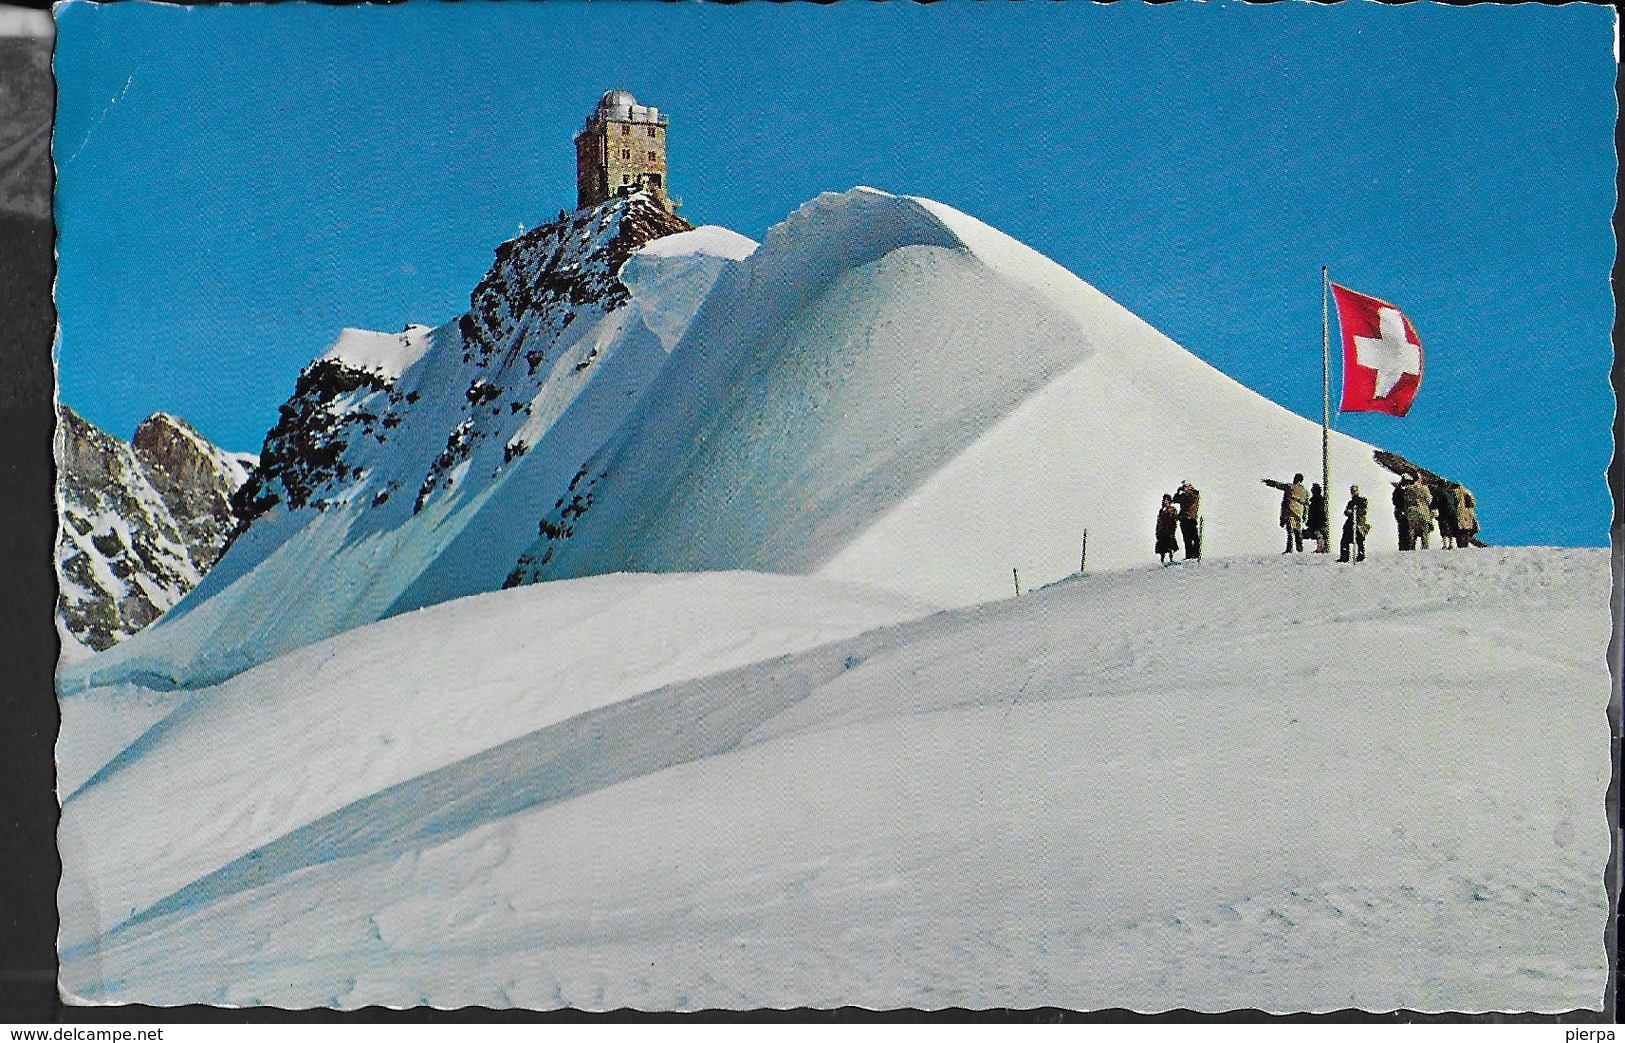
48;0;1617;1013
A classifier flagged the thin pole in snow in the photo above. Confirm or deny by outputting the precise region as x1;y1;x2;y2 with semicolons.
1198;515;1205;561
1322;265;1332;540
1079;529;1088;573
1013;568;1022;598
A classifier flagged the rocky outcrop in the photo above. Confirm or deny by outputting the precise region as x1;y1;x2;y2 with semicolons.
231;360;391;520
131;413;256;567
232;192;692;527
1373;448;1487;546
56;407;255;653
51;190;713;685
460;195;692;364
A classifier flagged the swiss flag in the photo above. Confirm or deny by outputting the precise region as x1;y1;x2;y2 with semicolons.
1332;283;1424;417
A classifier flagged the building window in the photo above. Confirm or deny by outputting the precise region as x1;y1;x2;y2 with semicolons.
621;124;631;136
647;127;656;137
647;152;656;161
622;174;630;184
622;149;631;159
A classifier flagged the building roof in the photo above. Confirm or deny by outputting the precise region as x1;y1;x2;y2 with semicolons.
585;89;668;128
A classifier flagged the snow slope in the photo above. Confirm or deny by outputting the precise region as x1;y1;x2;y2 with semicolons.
57;196;751;694
508;188;1401;607
59;549;1612;1012
58;571;933;950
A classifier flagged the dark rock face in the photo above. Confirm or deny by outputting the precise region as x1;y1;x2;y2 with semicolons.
232;359;391;520
56;406;255;652
461;194;691;366
235;192;691;528
132;413;248;570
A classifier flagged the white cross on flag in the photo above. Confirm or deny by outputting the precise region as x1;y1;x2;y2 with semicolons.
1331;282;1424;417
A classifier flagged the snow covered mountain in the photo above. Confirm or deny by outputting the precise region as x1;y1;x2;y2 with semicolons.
53;185;1604;1014
57;550;1612;1010
505;189;1406;604
58;193;749;692
61;187;1409;694
55;407;255;655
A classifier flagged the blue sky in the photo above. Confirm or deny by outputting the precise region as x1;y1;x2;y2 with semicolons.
54;1;1615;546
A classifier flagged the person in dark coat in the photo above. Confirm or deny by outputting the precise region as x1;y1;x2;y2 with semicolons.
1393;479;1411;550
1339;484;1370;563
1263;474;1309;553
1306;483;1330;554
1173;480;1201;559
1155;495;1180;565
1431;479;1459;549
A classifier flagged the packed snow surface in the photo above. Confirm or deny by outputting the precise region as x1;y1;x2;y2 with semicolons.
59;548;1611;1012
618;225;757;352
59;570;931;951
634;225;757;261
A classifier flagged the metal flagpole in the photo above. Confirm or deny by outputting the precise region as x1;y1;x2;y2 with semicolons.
1322;266;1331;544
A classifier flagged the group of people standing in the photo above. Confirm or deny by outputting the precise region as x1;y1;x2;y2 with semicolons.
1154;471;1479;567
1259;471;1478;563
1155;480;1202;565
1392;471;1479;551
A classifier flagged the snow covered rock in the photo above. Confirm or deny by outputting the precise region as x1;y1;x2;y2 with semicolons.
224;192;699;539
55;407;255;655
60;193;745;691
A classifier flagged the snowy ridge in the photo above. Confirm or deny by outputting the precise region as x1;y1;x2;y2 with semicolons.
507;188;1402;606
317;325;434;380
504;187;1066;585
58;550;1611;1010
619;226;757;351
58;193;745;693
813;195;1408;602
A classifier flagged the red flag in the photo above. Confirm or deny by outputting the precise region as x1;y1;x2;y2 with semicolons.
1331;282;1424;417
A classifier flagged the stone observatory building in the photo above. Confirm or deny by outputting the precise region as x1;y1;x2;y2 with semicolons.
574;89;669;210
